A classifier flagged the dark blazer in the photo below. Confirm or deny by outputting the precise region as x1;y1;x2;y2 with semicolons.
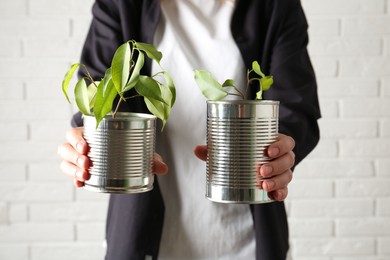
72;0;321;259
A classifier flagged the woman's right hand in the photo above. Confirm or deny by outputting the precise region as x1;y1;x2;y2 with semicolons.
57;127;169;187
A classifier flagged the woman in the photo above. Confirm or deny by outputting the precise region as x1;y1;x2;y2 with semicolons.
58;0;320;259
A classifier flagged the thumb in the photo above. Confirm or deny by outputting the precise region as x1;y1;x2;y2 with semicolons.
153;153;168;175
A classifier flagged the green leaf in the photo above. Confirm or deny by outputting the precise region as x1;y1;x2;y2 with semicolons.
74;78;92;116
194;70;227;101
123;51;144;93
134;41;162;64
62;63;80;103
87;82;98;109
260;76;274;91
252;61;265;77
162;71;176;107
111;42;131;94
256;89;263;100
134;76;166;104
222;79;235;87
144;97;168;130
94;78;118;127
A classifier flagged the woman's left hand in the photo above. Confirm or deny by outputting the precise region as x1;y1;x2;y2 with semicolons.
194;133;295;202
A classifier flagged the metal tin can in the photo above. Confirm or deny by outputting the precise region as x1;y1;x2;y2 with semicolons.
206;100;279;203
83;112;156;193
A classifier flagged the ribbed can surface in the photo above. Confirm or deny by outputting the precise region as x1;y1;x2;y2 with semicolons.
83;112;156;193
206;100;279;203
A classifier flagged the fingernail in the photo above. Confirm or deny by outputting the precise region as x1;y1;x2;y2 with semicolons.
266;180;275;190
76;142;84;153
76;170;84;180
77;157;85;167
262;165;273;176
269;147;280;157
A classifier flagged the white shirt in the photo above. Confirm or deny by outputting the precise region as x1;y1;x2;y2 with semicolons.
152;0;255;258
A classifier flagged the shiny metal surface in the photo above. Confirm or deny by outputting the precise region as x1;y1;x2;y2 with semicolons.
206;100;279;204
83;112;156;193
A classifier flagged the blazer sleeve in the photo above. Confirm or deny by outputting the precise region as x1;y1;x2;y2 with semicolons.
263;0;321;165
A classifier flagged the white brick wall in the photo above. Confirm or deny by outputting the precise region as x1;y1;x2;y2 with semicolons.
0;1;388;260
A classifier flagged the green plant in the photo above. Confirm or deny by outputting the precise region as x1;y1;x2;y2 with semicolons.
62;40;176;128
194;61;273;100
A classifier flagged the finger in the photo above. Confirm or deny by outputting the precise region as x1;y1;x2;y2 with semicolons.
65;127;88;155
259;151;295;178
57;142;89;170
60;160;89;181
74;179;85;188
261;169;293;192
267;134;295;158
269;186;288;201
194;145;207;161
153;153;168;175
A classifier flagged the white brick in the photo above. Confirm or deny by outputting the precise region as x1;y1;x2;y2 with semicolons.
31;242;105;260
376;159;390;177
0;122;28;141
335;179;390;197
29;0;72;16
0;141;64;162
290;199;374;218
0;244;29;260
334;257;390;260
0;38;22;57
378;237;390;254
0;183;73;202
318;99;339;118
24;37;83;59
307;18;339;38
29;162;67;181
381;119;390;137
0;80;24;100
0;101;71;121
288;179;333;198
0;58;71;78
75;188;110;202
8;203;28;223
30;121;70;142
343;17;390;35
0;1;27;16
26;77;76;100
0;203;7;224
291;238;375;256
288;218;333;237
72;17;93;38
0;19;70;38
309;37;382;57
0;223;74;242
311;58;338;77
319;119;378;139
341;98;390;118
384;77;390;96
291;257;330;260
0;163;27;181
305;140;338;159
302;0;385;15
30;203;107;222
340;139;390;158
336;218;390;236
340;58;390;77
377;198;390;216
295;159;375;178
76;222;105;241
317;78;380;98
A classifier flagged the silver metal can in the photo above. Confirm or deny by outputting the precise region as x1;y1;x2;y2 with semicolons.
206;100;279;203
83;112;156;193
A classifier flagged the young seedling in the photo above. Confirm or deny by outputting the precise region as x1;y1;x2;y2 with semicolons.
194;61;273;100
62;40;176;129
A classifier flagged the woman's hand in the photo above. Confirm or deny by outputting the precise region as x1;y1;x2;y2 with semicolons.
57;127;168;187
194;133;295;201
